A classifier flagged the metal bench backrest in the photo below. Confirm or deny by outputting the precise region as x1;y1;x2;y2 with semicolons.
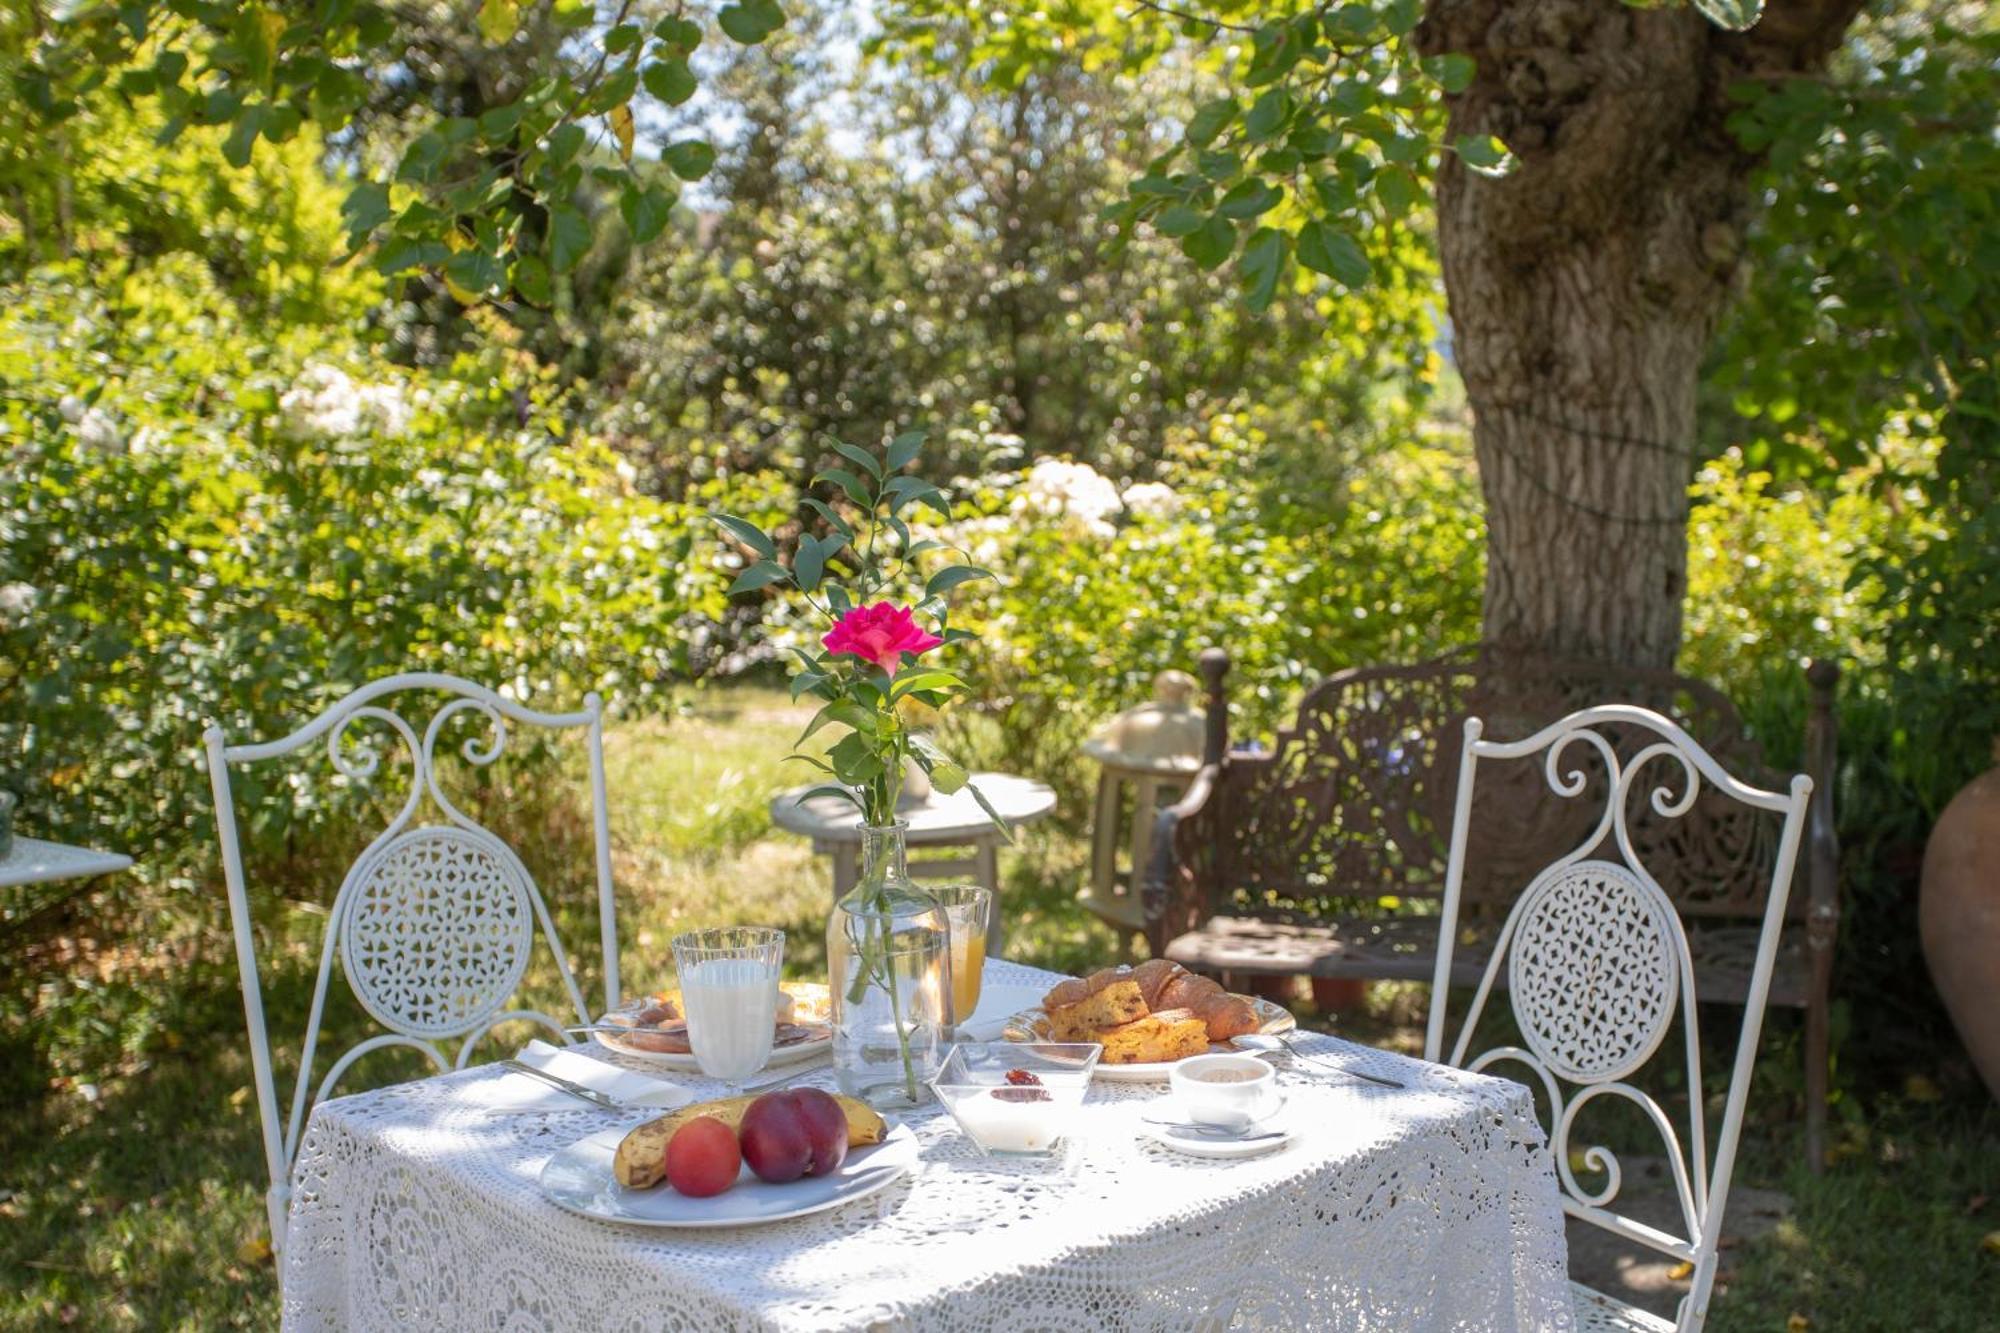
1185;647;1791;921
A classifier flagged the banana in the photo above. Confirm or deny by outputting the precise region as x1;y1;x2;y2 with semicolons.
612;1093;888;1189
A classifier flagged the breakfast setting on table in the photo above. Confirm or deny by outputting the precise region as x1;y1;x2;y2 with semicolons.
247;446;1816;1332
281;929;1573;1331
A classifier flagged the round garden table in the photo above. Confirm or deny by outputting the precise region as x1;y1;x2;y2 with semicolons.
768;772;1055;949
279;958;1575;1331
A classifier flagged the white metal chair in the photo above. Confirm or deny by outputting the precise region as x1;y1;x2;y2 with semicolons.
204;673;622;1262
1424;705;1812;1333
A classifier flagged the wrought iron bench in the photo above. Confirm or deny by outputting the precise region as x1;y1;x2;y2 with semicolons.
1145;646;1841;1170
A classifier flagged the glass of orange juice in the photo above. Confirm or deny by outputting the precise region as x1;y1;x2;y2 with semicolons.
926;884;992;1033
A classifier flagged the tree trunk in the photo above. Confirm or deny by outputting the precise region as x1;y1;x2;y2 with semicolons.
1419;0;1865;668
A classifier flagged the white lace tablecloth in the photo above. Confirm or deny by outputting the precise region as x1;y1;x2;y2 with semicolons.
282;960;1574;1331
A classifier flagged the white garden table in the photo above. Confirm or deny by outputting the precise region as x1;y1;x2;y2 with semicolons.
0;835;132;888
281;959;1574;1331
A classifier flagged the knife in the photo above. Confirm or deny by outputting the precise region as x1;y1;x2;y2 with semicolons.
499;1058;625;1111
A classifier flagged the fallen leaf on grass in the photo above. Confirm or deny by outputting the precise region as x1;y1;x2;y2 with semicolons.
236;1235;272;1265
1667;1261;1694;1280
1980;1230;2000;1257
1786;1314;1810;1332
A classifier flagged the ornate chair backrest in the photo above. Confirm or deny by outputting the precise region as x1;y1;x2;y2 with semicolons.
1424;706;1812;1333
203;673;620;1258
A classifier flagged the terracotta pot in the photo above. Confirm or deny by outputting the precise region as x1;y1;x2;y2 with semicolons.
1919;741;2000;1105
1243;974;1299;1005
1310;977;1370;1014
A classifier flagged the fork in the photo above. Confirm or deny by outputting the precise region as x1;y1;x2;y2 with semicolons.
1232;1033;1406;1089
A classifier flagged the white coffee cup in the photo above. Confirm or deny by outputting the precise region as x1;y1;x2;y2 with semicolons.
1169;1053;1280;1132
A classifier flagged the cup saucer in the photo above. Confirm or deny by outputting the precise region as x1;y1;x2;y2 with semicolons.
1137;1100;1294;1159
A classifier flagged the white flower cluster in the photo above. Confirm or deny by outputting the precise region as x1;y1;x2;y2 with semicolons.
279;363;414;447
1121;480;1182;520
0;582;39;629
59;395;124;455
1010;458;1124;540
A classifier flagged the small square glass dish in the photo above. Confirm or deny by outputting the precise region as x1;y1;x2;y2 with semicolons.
930;1042;1100;1157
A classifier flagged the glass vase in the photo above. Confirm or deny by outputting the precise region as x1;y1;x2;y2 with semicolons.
827;822;951;1108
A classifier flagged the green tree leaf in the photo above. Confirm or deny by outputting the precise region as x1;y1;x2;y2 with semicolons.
1154;204;1205;237
1240;225;1289;312
1297;220;1372;287
664;140;716;181
1375;163;1422;218
1217;180;1282;220
1186;98;1235;148
478;0;520;44
548;203;592;271
1426;53;1476;95
719;0;787;45
1693;0;1764;31
620;182;675;243
1182;213;1235;270
1453;132;1519;177
642;60;697;107
340;183;391;242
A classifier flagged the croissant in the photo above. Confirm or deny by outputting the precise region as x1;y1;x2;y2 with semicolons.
1131;959;1261;1041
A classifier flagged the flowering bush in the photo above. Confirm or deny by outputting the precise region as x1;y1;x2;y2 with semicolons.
936;413;1485;811
0;108;749;911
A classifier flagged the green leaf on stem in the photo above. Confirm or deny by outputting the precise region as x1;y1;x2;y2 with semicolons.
712;513;775;559
797;784;864;812
799;699;878;745
965;779;1015;843
889;669;965;701
801;496;854;538
728;560;790;594
814;467;873;507
925;565;994;598
887;429;926;472
829;438;885;479
828;731;886;782
909;734;968;794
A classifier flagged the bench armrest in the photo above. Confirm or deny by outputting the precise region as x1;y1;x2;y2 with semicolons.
1140;762;1218;936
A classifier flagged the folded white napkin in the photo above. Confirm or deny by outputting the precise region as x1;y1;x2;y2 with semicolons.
487;1039;695;1113
961;982;1052;1042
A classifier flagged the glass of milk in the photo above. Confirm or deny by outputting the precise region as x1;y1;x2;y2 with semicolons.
669;926;786;1088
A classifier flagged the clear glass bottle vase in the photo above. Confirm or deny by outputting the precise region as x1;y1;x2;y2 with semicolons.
827;822;951;1108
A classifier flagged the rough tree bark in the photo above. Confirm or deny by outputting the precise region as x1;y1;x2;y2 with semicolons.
1417;0;1865;668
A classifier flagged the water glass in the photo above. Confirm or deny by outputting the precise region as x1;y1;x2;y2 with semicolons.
670;926;785;1088
925;884;992;1032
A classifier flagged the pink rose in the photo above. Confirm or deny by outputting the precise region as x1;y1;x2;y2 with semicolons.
822;603;943;673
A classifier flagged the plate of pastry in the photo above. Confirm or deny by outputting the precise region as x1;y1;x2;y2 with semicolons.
1001;960;1295;1082
591;981;833;1070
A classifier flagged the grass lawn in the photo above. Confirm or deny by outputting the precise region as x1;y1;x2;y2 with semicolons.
3;686;1994;1330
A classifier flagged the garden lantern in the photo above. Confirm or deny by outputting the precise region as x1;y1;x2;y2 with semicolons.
1078;670;1206;957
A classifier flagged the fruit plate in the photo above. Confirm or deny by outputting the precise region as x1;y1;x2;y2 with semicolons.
538;1121;918;1229
590;981;833;1071
999;997;1296;1083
